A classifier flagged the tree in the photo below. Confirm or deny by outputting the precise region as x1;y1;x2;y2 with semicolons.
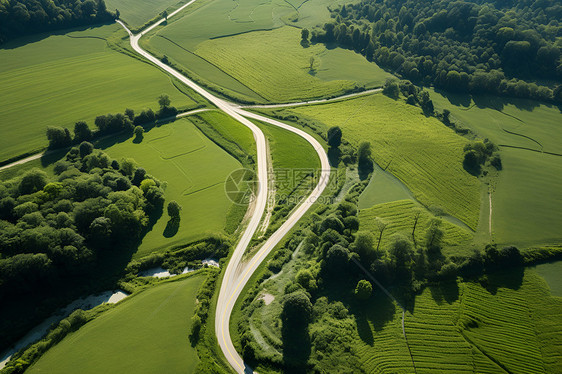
383;79;400;99
389;234;413;269
301;28;309;43
327;126;342;148
134;125;144;140
281;291;313;327
425;218;444;252
158;94;171;109
79;141;94;158
463;150;481;175
19;169;48;195
374;217;388;251
354;279;372;300
357;141;374;176
125;108;135;121
411;209;422;247
74;121;92;142
162;10;168;20
309;56;315;71
46;126;72;149
115;9;120;19
353;231;376;262
167;200;181;220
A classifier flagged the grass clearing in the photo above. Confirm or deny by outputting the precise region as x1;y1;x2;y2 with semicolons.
532;261;562;297
98;116;245;257
359;200;473;256
358;162;414;209
292;94;481;229
0;24;204;163
430;90;562;246
27;273;205;374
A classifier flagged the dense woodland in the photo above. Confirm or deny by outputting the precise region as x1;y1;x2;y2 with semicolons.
0;0;114;44
0;144;166;348
309;0;562;102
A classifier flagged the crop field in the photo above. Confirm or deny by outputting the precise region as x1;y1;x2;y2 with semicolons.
401;269;562;373
430;90;562;246
291;95;481;229
358;200;473;256
142;0;391;102
98;116;244;257
0;24;204;163
105;0;185;29
27;274;205;374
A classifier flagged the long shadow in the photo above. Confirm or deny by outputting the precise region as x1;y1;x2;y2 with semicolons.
282;325;311;372
433;88;472;108
163;218;180;237
94;131;133;150
40;148;67;168
481;266;525;295
429;279;460;305
0;23;113;50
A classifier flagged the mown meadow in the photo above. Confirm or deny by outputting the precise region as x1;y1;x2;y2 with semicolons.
430;90;562;246
27;273;205;374
0;23;205;164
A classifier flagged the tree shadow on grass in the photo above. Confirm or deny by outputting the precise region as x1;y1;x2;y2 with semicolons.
282;325;311;373
429;279;460;305
481;266;524;295
163;218;180;237
95;131;132;151
132;134;144;144
40;148;67;168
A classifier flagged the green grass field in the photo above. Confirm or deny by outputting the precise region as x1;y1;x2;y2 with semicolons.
255;120;321;199
358;162;415;209
98;115;246;257
27;274;205;374
532;261;562;297
0;24;204;163
358;200;474;256
105;0;185;29
291;95;481;229
142;0;391;102
430;90;562;246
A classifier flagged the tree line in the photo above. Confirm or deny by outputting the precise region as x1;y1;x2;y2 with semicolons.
0;0;115;44
306;0;562;103
46;95;178;150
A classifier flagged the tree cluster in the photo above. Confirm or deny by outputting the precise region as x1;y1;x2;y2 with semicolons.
46;96;178;150
463;139;502;175
0;144;165;300
311;0;562;103
0;0;114;44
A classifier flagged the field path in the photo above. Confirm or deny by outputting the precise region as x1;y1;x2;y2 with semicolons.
118;9;331;373
240;88;382;109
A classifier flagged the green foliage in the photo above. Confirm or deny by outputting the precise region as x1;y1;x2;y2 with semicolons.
354;279;372;300
46;127;72;150
0;0;114;44
327;126;342;148
314;0;562;102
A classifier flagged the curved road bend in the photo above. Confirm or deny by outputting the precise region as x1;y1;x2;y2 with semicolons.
118;13;331;373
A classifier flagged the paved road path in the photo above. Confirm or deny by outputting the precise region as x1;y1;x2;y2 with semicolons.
118;11;332;373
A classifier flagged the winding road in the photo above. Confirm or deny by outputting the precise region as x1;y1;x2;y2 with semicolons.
117;8;333;373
